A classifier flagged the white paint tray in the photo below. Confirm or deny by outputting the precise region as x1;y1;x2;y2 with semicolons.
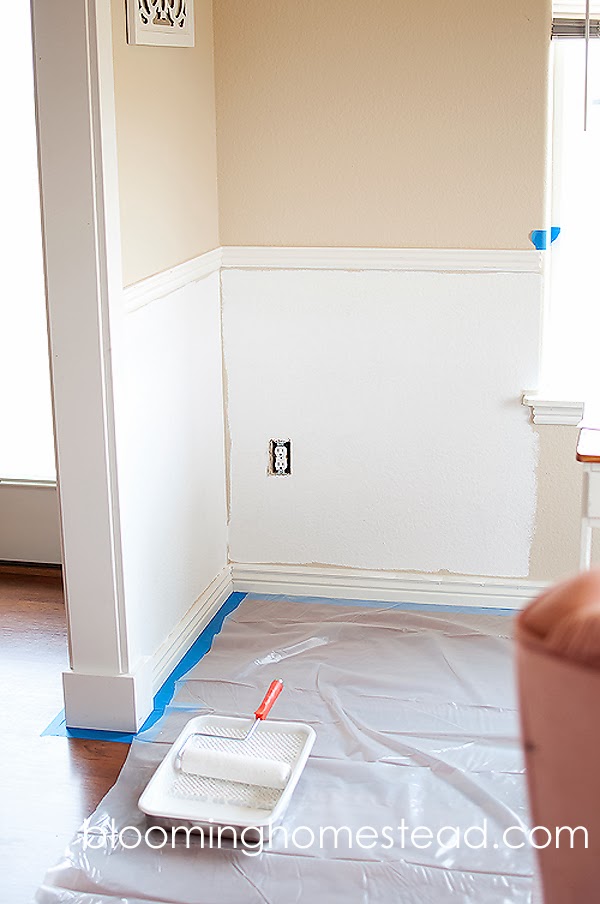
138;714;316;829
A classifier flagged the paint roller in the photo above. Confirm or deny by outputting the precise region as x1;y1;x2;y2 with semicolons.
178;747;291;789
174;679;291;789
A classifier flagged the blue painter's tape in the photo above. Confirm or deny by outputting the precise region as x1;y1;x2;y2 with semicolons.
251;593;516;617
530;226;561;250
41;589;514;743
40;710;135;743
41;591;248;743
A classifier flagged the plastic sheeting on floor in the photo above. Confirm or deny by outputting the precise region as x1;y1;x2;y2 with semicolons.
37;596;539;903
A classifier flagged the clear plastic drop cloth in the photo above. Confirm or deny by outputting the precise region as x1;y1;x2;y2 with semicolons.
36;596;540;904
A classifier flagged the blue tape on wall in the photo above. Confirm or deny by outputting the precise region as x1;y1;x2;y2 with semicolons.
530;226;561;250
41;591;248;743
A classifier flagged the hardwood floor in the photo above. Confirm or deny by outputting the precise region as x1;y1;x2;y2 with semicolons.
0;569;129;903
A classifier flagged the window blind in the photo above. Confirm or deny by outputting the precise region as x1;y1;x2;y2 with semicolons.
553;3;599;127
553;1;600;15
553;0;600;35
553;18;600;37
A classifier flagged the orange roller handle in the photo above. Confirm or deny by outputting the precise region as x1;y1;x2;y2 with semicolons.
254;678;284;720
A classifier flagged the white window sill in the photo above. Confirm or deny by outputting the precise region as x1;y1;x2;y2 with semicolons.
522;392;584;426
0;478;57;488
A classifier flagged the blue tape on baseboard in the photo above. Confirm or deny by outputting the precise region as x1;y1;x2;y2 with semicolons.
250;593;516;617
41;591;248;743
530;226;560;250
41;589;514;743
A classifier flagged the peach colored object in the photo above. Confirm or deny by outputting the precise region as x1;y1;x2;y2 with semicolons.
517;570;600;903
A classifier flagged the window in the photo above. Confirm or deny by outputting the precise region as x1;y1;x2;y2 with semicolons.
543;30;600;403
0;1;55;481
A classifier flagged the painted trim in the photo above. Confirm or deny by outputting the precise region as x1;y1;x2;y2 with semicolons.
44;591;247;742
62;566;235;731
119;246;542;316
31;0;129;677
62;668;152;733
123;248;223;313
150;565;233;691
119;244;542;318
522;392;584;426
231;563;547;610
221;246;542;274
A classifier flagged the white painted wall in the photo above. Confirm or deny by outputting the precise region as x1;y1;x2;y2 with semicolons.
222;267;542;578
115;272;228;670
33;2;230;730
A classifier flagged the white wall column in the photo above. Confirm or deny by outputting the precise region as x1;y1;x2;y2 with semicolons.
31;0;151;730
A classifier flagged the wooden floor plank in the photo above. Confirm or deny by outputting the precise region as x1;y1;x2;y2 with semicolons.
0;571;129;903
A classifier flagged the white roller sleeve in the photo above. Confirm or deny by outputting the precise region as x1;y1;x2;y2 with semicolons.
179;747;291;790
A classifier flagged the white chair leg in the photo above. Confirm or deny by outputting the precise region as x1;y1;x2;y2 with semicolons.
580;518;593;571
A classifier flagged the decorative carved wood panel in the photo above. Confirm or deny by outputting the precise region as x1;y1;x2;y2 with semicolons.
126;0;194;47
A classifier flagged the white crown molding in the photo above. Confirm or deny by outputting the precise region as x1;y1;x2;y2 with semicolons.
221;246;542;274
231;563;547;610
123;247;222;313
522;392;584;426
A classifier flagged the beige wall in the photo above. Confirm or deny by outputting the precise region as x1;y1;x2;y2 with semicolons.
531;426;600;582
112;0;219;286
213;0;550;249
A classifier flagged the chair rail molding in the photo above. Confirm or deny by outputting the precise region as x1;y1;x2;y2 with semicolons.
121;245;543;314
220;246;542;274
123;248;222;313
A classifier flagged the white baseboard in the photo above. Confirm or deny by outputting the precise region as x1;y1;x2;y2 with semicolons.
63;565;234;732
62;668;153;733
149;565;233;693
63;562;543;730
0;481;62;564
231;563;547;610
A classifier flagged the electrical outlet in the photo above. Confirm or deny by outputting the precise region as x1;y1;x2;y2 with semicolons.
268;439;292;476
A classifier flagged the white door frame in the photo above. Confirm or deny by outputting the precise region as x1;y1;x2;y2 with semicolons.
31;0;151;730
